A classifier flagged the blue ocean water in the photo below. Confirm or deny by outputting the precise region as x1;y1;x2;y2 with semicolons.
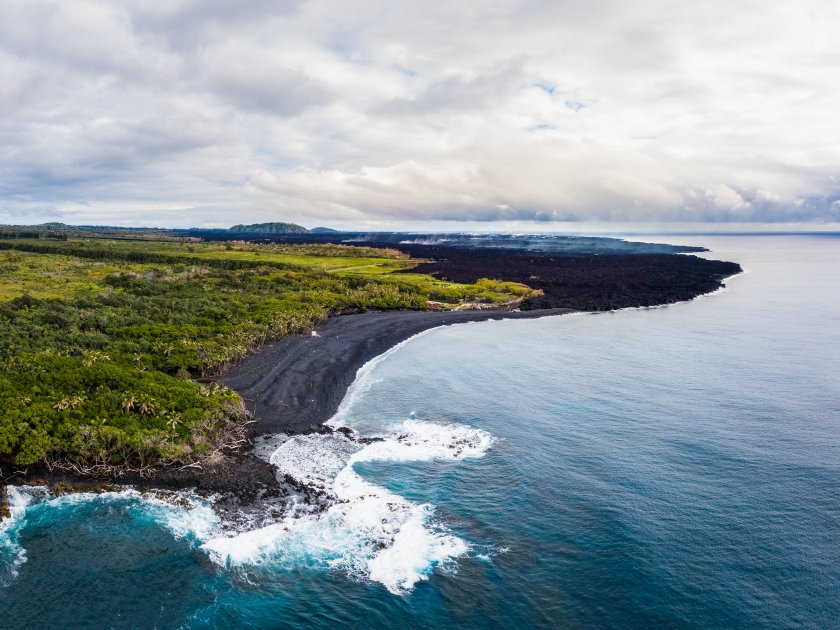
2;235;839;629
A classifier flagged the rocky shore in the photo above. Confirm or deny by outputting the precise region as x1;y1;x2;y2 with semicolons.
0;249;742;518
0;483;9;520
398;247;742;311
0;308;574;514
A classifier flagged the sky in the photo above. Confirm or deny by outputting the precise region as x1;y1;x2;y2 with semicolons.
0;0;838;230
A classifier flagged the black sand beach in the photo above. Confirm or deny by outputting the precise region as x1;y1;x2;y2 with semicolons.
215;244;741;437
219;308;575;436
1;246;742;505
1;309;572;503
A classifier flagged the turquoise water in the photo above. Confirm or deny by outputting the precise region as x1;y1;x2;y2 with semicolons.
2;235;839;629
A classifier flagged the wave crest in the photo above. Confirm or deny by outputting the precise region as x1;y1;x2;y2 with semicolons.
203;419;493;594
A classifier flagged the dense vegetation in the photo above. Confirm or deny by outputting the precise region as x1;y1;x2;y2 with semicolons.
0;237;538;472
228;222;310;233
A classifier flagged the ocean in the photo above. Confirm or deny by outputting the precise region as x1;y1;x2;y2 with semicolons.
2;234;839;629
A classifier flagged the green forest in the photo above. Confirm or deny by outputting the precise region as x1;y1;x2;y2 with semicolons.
0;235;538;473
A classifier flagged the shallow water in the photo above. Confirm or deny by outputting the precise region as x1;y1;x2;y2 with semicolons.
2;235;839;629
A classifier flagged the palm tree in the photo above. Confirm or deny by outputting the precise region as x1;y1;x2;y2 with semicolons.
121;395;138;412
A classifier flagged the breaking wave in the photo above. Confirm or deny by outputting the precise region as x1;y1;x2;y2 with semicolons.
203;419;493;594
0;486;36;588
201;325;495;594
0;486;218;588
2;326;495;596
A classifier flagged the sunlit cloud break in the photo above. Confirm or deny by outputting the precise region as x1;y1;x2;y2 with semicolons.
0;0;838;228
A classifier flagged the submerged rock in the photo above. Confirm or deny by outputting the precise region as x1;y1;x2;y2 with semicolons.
0;484;10;522
50;482;123;497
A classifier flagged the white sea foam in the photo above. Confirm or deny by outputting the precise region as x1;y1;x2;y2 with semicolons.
2;325;495;594
0;486;36;587
202;419;494;594
367;503;468;593
326;327;442;428
0;485;218;587
131;491;219;543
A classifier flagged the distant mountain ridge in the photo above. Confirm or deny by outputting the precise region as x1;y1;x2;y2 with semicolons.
0;222;704;255
228;222;310;234
0;222;339;236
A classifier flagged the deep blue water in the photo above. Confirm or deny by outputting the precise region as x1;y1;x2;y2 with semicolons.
2;235;839;629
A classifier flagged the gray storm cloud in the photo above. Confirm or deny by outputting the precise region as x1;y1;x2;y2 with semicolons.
0;0;838;227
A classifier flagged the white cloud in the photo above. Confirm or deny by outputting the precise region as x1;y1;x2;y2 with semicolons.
756;190;781;202
706;185;750;211
0;0;839;227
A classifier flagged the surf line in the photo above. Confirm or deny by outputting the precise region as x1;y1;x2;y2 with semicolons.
202;323;495;594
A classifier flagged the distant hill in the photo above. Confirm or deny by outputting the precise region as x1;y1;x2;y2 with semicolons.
228;222;310;234
25;223;169;232
310;227;339;233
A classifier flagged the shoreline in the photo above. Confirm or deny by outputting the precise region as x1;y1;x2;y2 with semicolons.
219;307;577;436
0;235;744;531
0;307;575;507
0;255;742;508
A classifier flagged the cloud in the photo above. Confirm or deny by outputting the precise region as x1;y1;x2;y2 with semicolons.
755;190;781;202
706;185;750;211
377;62;526;116
129;0;304;52
208;66;333;117
0;0;839;227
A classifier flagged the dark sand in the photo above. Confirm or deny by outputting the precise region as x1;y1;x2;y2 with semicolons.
1;244;741;502
401;248;742;311
187;230;742;312
1;307;573;505
219;308;575;436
